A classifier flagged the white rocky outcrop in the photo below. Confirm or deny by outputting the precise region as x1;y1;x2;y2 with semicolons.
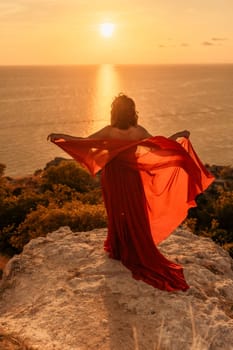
0;227;233;350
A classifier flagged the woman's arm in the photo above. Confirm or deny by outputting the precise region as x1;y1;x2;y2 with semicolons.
47;133;83;142
87;126;111;139
48;128;190;142
168;130;190;141
47;126;111;142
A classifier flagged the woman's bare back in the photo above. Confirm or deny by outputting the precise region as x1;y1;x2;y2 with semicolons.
88;125;152;141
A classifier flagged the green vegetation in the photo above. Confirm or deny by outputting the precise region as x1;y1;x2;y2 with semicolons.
185;165;233;258
0;160;232;260
0;159;107;255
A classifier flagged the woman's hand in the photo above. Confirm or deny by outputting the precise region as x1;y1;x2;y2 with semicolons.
169;130;190;141
177;130;190;139
47;133;66;142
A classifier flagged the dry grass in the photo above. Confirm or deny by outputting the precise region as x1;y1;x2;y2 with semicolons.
0;329;32;350
152;304;216;350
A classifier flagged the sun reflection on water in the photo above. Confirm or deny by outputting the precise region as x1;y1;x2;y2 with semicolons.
91;64;120;132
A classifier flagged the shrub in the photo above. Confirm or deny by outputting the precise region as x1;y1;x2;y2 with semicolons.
10;201;107;250
0;190;46;230
185;183;233;257
1;161;232;259
0;160;105;254
42;160;99;193
214;190;233;232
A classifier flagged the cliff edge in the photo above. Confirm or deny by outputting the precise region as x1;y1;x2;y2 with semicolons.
0;227;233;350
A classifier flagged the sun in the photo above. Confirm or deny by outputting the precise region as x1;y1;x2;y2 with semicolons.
100;22;115;38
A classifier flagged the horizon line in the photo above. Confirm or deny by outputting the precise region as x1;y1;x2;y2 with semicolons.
1;62;233;67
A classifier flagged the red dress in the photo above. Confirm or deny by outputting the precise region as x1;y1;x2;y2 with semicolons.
53;136;214;291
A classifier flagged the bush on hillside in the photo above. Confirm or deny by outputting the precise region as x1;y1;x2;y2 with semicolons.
0;160;233;259
0;160;104;254
10;201;107;250
42;160;99;192
185;185;233;257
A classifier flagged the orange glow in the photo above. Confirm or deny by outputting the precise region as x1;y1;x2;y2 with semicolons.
0;1;232;64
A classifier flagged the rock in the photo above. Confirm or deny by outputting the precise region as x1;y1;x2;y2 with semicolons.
0;226;233;350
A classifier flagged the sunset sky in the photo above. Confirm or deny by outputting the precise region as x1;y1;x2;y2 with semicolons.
1;0;233;65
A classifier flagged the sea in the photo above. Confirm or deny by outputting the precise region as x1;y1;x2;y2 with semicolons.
0;64;232;177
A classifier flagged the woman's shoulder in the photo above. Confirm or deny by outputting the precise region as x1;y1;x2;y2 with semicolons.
135;125;152;138
88;125;112;139
88;124;152;140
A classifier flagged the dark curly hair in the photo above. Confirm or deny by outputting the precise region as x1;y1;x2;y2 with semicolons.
111;94;138;130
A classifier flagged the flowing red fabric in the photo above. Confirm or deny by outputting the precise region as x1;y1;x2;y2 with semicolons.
52;136;214;291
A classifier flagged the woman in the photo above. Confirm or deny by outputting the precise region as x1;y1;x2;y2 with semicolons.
48;94;214;292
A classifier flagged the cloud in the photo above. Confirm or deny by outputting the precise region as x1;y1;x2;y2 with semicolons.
158;44;177;48
211;37;227;41
0;0;55;21
201;38;228;47
0;2;24;17
0;0;86;22
202;41;214;46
